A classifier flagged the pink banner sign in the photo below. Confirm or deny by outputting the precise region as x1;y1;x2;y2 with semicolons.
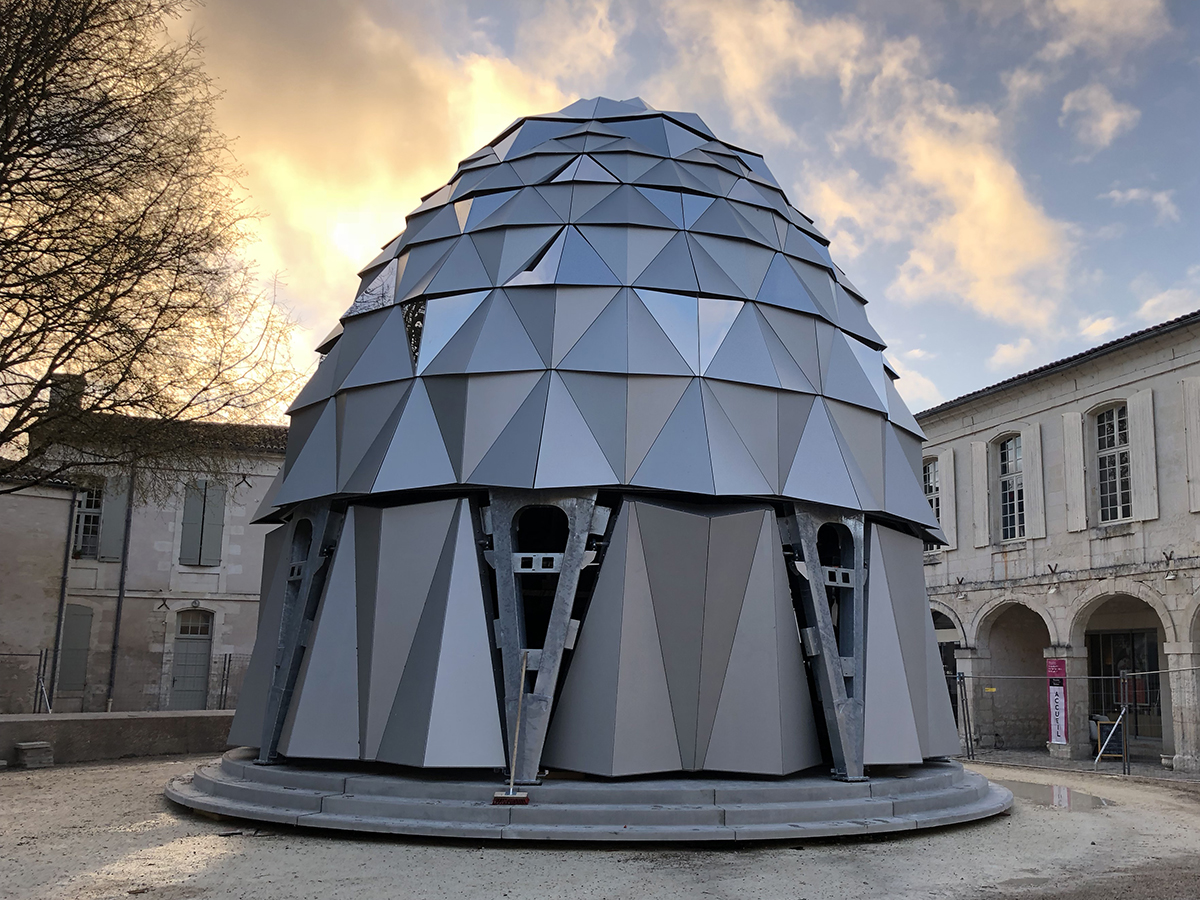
1047;658;1068;744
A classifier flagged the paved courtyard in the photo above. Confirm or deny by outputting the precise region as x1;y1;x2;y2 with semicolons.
2;756;1200;899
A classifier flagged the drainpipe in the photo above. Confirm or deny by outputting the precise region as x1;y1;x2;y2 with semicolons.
105;466;135;712
48;487;79;705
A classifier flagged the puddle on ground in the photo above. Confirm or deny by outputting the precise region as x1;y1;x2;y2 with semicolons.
994;779;1114;811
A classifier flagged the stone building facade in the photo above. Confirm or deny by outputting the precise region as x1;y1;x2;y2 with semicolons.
0;425;285;714
917;311;1200;771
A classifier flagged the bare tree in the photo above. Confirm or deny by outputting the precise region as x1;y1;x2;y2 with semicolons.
0;0;300;492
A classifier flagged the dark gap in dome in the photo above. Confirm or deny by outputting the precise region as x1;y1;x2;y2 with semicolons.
401;300;426;366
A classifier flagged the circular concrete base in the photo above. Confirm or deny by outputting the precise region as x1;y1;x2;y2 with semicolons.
166;749;1011;842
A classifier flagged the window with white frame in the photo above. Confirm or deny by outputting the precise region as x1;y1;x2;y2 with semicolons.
1096;404;1132;522
72;488;103;558
923;458;940;551
998;435;1025;541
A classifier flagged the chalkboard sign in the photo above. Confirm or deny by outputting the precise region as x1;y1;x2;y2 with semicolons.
1097;720;1124;759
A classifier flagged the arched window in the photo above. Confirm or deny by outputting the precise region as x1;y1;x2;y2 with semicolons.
1094;403;1132;522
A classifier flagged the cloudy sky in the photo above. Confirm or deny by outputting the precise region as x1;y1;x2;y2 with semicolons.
181;0;1199;411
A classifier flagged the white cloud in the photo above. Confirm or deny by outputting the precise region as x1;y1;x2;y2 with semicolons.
1079;315;1119;339
1133;266;1200;323
977;0;1170;62
887;357;945;409
902;348;933;360
1100;188;1181;225
1060;84;1140;151
988;337;1036;371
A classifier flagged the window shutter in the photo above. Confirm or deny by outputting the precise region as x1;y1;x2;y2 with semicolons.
1129;388;1159;521
971;441;989;548
179;482;205;566
1184;378;1200;513
1062;411;1087;532
199;481;226;566
937;447;957;550
97;474;129;561
1021;423;1046;539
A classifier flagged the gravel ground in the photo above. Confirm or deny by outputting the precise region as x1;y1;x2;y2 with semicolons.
2;756;1199;900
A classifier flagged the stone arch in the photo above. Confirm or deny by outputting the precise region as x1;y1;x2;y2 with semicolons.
970;595;1059;650
1067;578;1176;648
929;599;965;641
1182;595;1200;644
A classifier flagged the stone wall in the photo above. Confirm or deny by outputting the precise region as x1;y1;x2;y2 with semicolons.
0;710;234;765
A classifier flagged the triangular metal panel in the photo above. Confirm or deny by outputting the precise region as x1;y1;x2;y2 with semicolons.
638;501;709;769
823;331;887;412
922;600;965;758
632;379;715;494
611;503;685;775
698;298;742;372
637;289;700;373
706;380;779;493
404;204;460;246
847;336;890;409
663;118;708;157
533;184;574;222
415;291;490;374
418;291;492;377
534;373;620;488
691;233;773;299
729;202;782;249
541;501;625;774
558;289;628;373
635;186;685;227
701;384;774;495
372;379;458;491
511;153;571;186
836;285;885;347
782;399;861;509
683;193;715;228
501;226;565;285
826;400;886;508
884;423;942;529
755;307;816;392
505;287;555;365
332;307;391;388
480;186;563;229
374;507;457;765
686;234;745;298
755;253;821;317
346;257;399;317
636;159;713;194
287;343;340;413
604;117;670;155
551;286;619;365
423;238;493;296
463;189;518;231
786;257;839;323
574;155;619;183
674;160;738;197
576;184;678;229
461;371;543;478
577;225;675;283
396;239;457;301
364;499;458;759
554;226;621;286
624;375;691;480
464;290;546;373
702;302;781;389
702;510;786;774
632;231;699;294
560;371;627;479
465;371;549;487
696;510;761;764
420;501;507;766
423;375;469;478
783;223;834;269
862;526;924;765
280;507;360;760
589;150;660;182
474;163;526;194
336;381;411;490
886;377;926;439
690;198;755;242
777;391;816;489
353;507;381;753
568;183;618;220
338;304;416;390
340;384;412;493
556;97;600;119
274;399;336;505
627;290;693;376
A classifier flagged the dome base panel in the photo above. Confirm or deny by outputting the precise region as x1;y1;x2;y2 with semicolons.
165;749;1011;842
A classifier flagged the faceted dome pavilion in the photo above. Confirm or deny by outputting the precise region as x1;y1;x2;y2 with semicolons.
170;98;1010;841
